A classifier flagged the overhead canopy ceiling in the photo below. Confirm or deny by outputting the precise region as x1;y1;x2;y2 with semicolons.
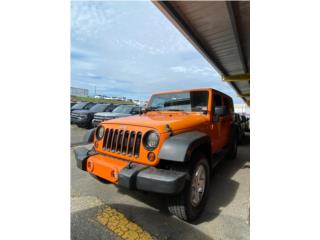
153;1;250;105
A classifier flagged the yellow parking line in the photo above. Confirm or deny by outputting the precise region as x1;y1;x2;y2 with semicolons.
96;206;153;240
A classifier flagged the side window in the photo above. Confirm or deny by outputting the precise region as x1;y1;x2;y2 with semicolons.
131;107;140;114
85;102;95;109
103;105;109;112
213;94;222;108
223;97;234;114
213;94;222;115
212;94;223;122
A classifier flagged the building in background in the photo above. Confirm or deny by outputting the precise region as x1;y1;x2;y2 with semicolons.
71;87;89;97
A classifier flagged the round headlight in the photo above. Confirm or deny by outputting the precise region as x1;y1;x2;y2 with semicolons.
96;126;104;140
143;131;159;150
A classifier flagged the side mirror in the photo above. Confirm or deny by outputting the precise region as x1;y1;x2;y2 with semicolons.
140;107;146;114
214;106;227;117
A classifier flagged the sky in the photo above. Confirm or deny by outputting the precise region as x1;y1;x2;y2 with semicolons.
71;1;243;103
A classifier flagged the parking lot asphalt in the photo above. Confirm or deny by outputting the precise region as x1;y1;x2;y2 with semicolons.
71;126;250;240
71;124;88;146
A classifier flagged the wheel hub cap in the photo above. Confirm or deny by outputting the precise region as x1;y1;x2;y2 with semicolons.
191;164;206;207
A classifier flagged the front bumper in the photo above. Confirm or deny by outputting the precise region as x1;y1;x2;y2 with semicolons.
74;147;187;194
71;116;88;124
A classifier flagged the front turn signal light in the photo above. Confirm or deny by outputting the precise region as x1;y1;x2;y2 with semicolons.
147;152;156;162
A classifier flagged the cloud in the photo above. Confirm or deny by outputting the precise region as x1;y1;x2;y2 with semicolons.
71;1;243;104
86;72;103;80
170;66;188;73
71;1;119;42
170;65;218;76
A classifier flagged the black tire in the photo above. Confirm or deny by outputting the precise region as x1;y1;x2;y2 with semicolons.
167;152;210;222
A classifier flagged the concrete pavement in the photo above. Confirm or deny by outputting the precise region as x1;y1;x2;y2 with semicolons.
70;124;88;146
71;126;250;240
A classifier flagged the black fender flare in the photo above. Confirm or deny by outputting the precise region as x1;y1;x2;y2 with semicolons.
158;131;211;162
83;128;96;143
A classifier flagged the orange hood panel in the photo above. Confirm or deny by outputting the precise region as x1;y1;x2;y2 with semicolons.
102;112;209;133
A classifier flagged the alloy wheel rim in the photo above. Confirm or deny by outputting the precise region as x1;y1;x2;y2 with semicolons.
190;164;206;207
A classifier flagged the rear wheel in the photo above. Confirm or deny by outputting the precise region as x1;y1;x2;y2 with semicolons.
167;152;210;222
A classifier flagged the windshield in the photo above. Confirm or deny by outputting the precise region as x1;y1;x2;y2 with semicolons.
71;102;88;109
89;104;108;112
112;105;134;114
148;91;209;112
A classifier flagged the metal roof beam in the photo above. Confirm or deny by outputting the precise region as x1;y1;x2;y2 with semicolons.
238;93;250;97
153;1;250;107
225;1;248;74
223;74;250;82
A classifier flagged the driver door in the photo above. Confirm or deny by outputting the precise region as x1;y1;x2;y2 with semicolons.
210;93;223;153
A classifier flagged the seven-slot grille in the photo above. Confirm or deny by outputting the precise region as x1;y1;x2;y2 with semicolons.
103;128;142;158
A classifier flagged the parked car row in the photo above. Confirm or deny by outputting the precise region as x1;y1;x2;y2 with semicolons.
71;101;96;112
234;113;250;144
71;102;141;129
92;104;141;127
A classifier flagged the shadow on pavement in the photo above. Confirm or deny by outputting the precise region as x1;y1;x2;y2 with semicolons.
195;143;249;224
71;125;88;146
116;136;250;225
109;203;213;240
71;131;250;239
71;202;213;240
71;206;118;240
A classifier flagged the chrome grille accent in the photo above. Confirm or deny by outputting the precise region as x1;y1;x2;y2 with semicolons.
103;128;142;157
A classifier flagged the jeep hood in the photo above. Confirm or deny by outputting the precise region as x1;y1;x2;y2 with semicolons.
104;112;208;133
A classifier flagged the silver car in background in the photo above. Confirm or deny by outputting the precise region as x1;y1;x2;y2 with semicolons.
92;104;141;127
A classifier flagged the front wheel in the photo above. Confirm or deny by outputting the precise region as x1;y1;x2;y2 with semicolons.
167;153;210;222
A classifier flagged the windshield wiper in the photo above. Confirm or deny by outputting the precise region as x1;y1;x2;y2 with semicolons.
166;109;184;112
144;106;160;113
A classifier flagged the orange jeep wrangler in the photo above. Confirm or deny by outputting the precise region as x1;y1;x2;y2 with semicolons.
74;88;238;221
